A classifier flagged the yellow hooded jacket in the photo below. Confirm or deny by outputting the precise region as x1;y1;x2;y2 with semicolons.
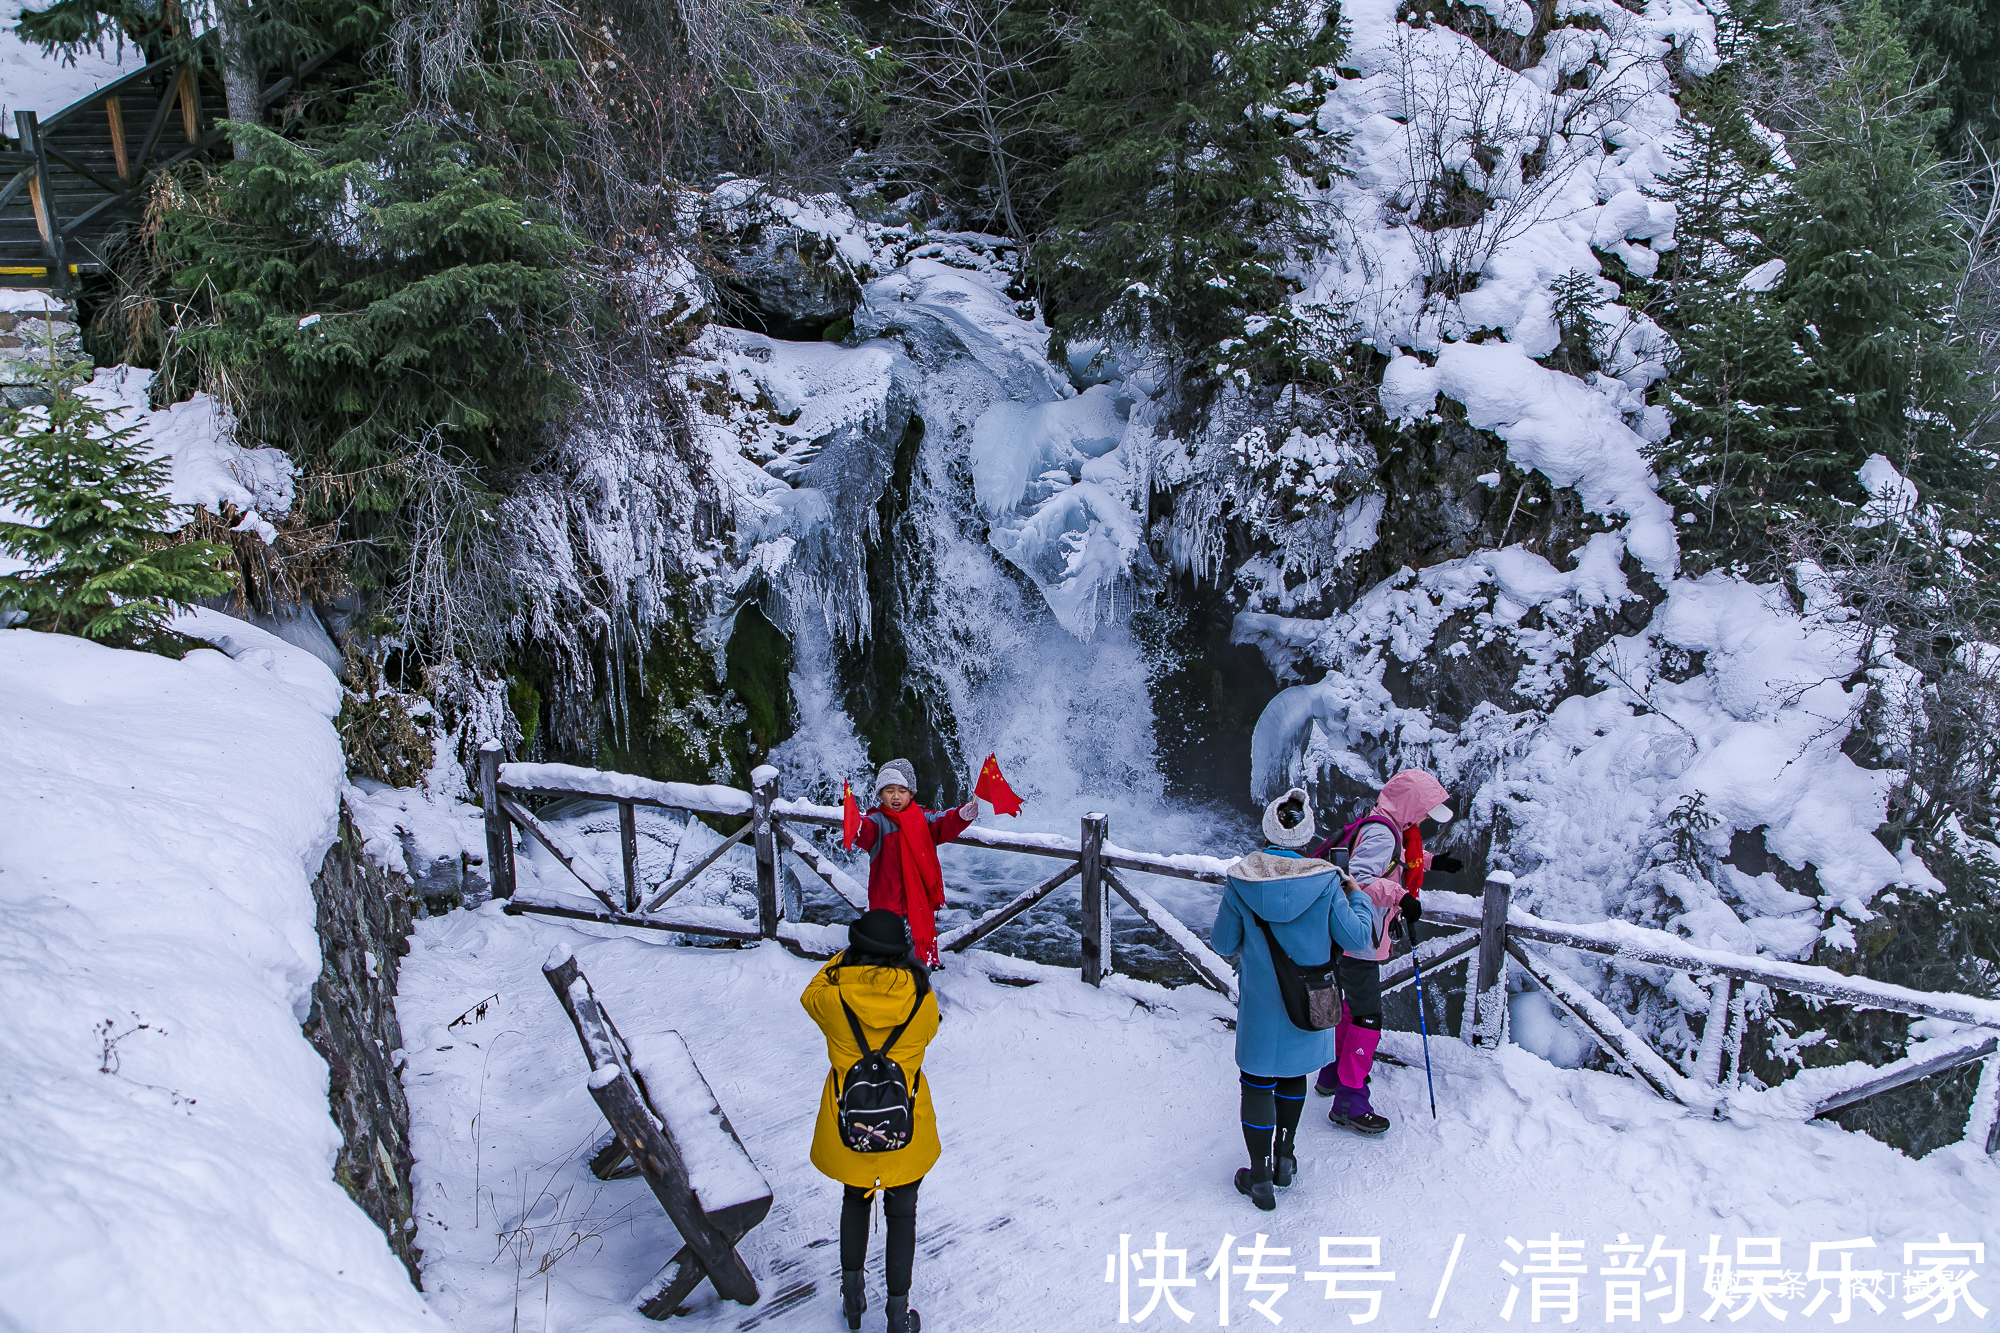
801;955;941;1189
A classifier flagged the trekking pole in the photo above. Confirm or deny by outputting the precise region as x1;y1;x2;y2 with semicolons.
1399;917;1439;1119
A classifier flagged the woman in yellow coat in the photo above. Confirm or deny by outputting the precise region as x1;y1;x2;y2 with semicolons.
801;909;940;1333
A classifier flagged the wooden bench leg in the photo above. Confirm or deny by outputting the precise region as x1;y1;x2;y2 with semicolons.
638;1245;710;1320
636;1221;754;1321
588;1128;640;1181
587;1070;761;1305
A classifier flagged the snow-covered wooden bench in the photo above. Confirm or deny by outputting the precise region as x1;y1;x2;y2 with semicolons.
542;944;772;1319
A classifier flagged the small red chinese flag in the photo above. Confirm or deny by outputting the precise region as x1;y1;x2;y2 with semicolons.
842;779;861;850
974;753;1024;817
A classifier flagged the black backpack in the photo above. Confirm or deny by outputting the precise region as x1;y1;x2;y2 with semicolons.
837;996;924;1153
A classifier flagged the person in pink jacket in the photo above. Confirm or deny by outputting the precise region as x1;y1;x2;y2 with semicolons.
1311;769;1461;1134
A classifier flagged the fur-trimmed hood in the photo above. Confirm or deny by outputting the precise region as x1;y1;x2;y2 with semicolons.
1225;850;1340;925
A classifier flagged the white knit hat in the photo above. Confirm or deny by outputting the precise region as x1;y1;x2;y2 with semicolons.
1262;788;1317;850
873;758;918;798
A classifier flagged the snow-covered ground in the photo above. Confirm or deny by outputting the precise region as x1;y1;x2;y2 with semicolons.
0;619;435;1333
400;906;1998;1332
0;2;137;126
3;615;1991;1332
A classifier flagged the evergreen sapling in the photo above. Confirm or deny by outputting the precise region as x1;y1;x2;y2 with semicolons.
0;356;235;652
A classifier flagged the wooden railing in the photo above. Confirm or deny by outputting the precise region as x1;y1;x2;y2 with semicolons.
0;33;337;290
474;748;2000;1153
477;748;1240;999
1415;874;2000;1150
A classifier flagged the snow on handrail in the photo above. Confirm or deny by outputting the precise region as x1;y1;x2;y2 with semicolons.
1729;1028;2000;1122
1421;889;2000;1030
500;762;752;817
775;797;1234;879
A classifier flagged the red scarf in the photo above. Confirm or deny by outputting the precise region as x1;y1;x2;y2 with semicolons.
885;804;946;963
1403;824;1425;894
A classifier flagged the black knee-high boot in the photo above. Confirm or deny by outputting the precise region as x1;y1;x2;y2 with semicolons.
1236;1072;1277;1210
1272;1075;1307;1185
1239;1073;1276;1163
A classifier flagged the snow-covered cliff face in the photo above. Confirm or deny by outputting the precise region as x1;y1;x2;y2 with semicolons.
1202;0;1929;967
661;0;1945;1074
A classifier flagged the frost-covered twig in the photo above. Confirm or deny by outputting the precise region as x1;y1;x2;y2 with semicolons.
1595;646;1700;744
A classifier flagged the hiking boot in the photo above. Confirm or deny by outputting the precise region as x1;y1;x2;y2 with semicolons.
841;1270;865;1331
1234;1160;1277;1211
887;1292;921;1332
1328;1083;1391;1136
1313;1075;1340;1097
1272;1131;1297;1187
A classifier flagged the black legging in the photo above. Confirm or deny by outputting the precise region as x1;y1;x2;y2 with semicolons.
841;1179;923;1295
1239;1073;1308;1161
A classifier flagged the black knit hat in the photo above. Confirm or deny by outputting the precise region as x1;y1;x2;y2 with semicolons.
847;909;913;959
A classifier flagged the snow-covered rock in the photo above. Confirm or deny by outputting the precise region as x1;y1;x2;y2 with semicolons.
83;366;296;525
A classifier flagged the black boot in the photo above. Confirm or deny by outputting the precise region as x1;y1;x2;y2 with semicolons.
887;1292;922;1332
1234;1158;1276;1211
841;1270;865;1331
1328;1083;1391;1135
1272;1132;1297;1188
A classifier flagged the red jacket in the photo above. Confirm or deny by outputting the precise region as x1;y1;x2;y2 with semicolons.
854;805;972;912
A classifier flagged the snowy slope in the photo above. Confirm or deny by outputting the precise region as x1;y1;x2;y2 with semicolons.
0;2;137;127
84;364;297;529
0;620;434;1333
400;907;1998;1331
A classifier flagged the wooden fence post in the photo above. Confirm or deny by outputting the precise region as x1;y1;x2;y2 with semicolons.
1723;980;1750;1090
618;800;639;913
16;111;69;294
751;765;779;938
1696;975;1733;1087
1464;870;1512;1047
479;741;515;900
1080;812;1109;986
1964;1053;2000;1155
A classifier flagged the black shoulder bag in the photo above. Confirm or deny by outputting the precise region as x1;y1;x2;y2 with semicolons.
1250;912;1343;1032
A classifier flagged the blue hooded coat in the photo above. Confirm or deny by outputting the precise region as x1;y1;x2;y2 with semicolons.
1211;849;1376;1077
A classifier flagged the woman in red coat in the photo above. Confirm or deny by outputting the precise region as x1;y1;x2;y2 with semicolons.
851;758;979;966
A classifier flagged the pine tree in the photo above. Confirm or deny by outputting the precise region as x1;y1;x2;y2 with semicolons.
1650;0;1986;567
1768;3;1978;501
0;358;236;651
1038;0;1346;364
1892;0;2000;149
156;87;587;588
1545;269;1608;378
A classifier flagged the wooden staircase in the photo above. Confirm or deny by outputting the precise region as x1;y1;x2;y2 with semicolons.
0;34;330;291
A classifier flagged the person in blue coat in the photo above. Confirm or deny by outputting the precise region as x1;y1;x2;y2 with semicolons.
1211;787;1376;1211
